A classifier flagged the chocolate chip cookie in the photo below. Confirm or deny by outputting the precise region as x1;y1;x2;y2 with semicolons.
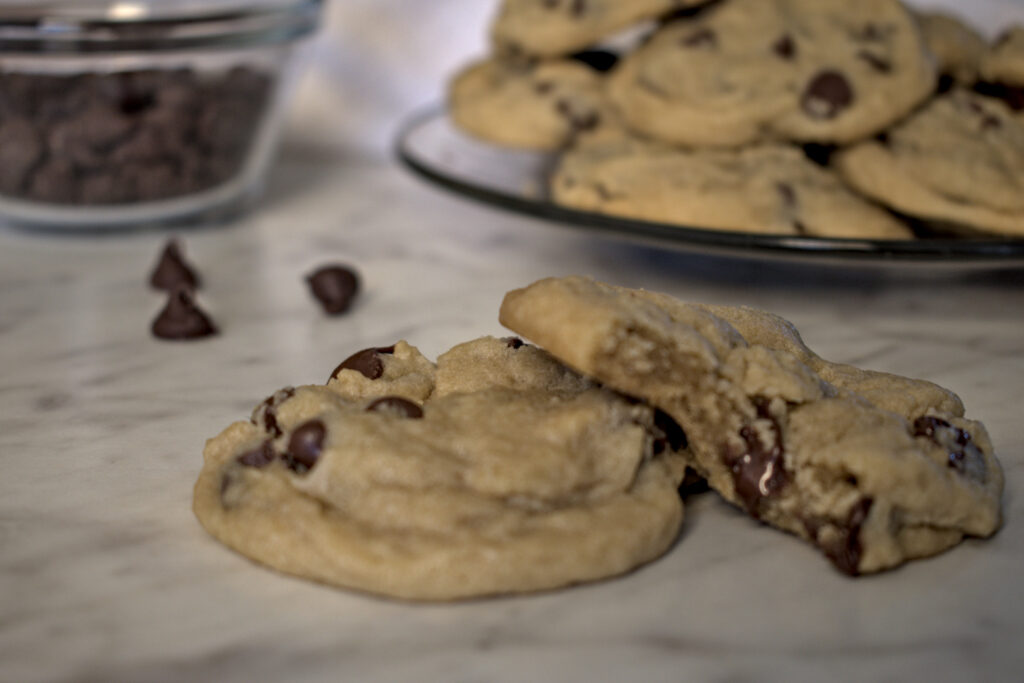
449;57;611;150
194;337;688;600
607;0;936;147
551;135;912;238
491;0;707;58
981;26;1024;87
500;277;1004;575
834;89;1024;236
915;10;988;86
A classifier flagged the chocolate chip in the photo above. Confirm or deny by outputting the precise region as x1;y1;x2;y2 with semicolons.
913;416;986;479
149;239;200;292
151;287;218;340
252;387;296;437
726;400;787;515
569;50;620;73
772;34;796;59
801;71;854;120
504;337;525;349
366;396;424;419
651;409;687;455
0;67;272;206
284;420;326;473
237;440;276;468
857;51;891;74
682;29;716;48
823;498;873;576
306;265;360;316
329;345;396;382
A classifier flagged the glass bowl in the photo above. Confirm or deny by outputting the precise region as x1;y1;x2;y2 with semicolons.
0;0;322;230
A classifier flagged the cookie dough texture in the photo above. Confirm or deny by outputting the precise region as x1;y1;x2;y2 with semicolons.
835;89;1024;236
491;0;705;58
500;277;1003;575
981;26;1024;87
194;338;687;601
551;137;912;239
915;10;988;84
608;0;935;147
449;57;610;150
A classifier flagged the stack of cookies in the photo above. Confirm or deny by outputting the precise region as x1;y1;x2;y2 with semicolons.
194;278;1004;601
448;0;1024;239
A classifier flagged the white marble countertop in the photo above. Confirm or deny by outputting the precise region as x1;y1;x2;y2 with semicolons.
3;1;1024;681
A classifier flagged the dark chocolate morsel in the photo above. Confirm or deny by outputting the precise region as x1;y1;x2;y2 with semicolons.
328;345;396;382
801;71;854;120
823;498;874;576
151;287;218;340
505;337;525;349
912;416;986;478
252;387;296;437
727;400;788;515
237;440;276;468
772;34;796;59
366;396;424;419
284;420;326;473
149;238;200;291
569;49;620;73
652;409;687;455
306;264;360;315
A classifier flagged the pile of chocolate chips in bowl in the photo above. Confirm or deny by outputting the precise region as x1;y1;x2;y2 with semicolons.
0;66;272;206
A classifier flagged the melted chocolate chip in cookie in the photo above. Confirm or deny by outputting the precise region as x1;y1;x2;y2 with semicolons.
801;71;854;119
726;399;788;515
237;439;276;469
504;337;526;349
149;238;200;292
284;420;326;473
329;345;396;382
822;498;874;576
151;287;218;340
366;396;424;419
306;264;360;315
772;34;796;60
252;387;296;437
913;416;987;480
569;49;620;73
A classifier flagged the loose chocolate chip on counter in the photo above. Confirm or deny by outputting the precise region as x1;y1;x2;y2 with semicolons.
504;337;526;349
284;420;326;473
822;498;874;576
237;440;276;468
801;71;854;120
366;396;424;419
306;265;360;315
151;287;218;340
569;50;620;73
328;345;396;382
149;238;201;291
772;34;796;59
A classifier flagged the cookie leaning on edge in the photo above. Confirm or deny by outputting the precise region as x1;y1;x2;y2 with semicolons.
500;277;1004;575
194;337;688;601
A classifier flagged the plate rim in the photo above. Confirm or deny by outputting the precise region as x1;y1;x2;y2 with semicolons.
395;106;1024;265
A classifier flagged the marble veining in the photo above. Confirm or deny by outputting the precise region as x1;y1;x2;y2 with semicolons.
3;1;1024;681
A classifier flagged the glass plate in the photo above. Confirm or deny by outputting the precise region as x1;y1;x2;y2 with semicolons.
395;108;1024;265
